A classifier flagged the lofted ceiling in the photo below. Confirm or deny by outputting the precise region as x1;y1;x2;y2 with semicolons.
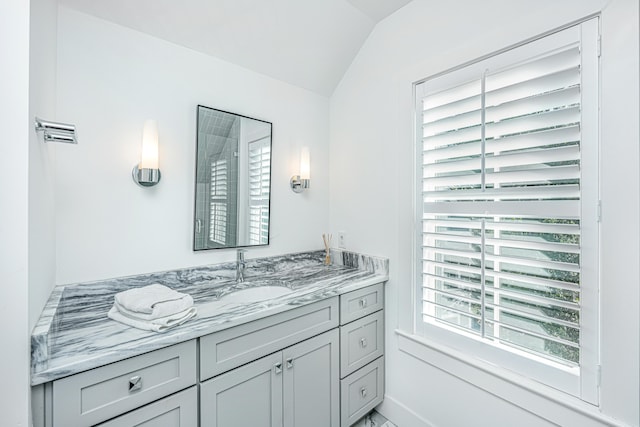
58;0;412;96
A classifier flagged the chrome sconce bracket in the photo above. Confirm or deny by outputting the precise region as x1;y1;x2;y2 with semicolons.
132;165;161;187
290;175;309;193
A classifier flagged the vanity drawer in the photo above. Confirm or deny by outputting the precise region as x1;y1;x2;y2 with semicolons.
340;356;384;427
200;297;339;381
339;283;383;325
52;340;197;427
97;386;197;427
340;310;384;378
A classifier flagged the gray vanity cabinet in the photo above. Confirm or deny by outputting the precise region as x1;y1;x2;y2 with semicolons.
339;283;385;426
34;283;386;427
200;329;340;427
198;297;340;425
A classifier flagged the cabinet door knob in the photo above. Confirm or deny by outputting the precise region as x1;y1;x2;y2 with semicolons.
359;298;367;308
360;387;367;398
286;358;294;369
128;375;142;392
359;338;367;348
274;363;283;374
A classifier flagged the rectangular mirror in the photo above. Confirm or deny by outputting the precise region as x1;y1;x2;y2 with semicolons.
194;105;272;250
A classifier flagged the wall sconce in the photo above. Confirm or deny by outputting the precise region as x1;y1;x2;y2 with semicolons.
290;146;310;193
132;119;161;187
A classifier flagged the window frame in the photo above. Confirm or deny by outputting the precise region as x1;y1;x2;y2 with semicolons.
413;18;600;403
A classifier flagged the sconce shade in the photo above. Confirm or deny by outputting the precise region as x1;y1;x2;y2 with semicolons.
140;119;159;169
290;146;310;193
300;146;310;180
133;119;161;187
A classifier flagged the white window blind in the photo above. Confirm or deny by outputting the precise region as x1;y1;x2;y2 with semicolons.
209;158;228;245
415;20;599;400
248;138;270;245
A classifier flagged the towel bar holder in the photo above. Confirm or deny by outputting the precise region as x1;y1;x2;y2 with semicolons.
34;117;78;144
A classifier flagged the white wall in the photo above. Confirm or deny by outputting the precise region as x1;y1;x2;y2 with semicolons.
330;0;639;426
55;7;330;284
29;0;58;330
0;0;32;425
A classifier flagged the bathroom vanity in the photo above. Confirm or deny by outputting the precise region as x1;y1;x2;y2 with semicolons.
31;250;388;427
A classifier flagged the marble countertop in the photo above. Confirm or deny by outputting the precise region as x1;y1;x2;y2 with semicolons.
31;249;388;386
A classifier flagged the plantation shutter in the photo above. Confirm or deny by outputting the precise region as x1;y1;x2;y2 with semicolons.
248;137;270;245
209;159;228;245
418;33;591;366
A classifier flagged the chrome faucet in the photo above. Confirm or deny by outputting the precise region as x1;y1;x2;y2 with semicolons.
236;249;247;282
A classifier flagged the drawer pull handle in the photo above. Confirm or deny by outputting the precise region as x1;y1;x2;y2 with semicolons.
286;358;294;369
360;338;367;348
128;375;142;392
274;363;283;374
360;387;367;398
359;298;367;308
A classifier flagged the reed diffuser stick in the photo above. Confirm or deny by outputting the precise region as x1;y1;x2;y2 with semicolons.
322;233;332;265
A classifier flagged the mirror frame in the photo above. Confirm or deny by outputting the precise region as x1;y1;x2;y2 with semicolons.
193;105;273;251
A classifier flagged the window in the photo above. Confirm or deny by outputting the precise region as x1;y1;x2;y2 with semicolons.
209;158;228;245
248;137;271;245
415;20;599;401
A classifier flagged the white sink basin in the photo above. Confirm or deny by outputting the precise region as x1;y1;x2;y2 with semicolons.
220;286;293;303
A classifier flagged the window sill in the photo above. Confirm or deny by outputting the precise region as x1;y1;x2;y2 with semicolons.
395;330;622;427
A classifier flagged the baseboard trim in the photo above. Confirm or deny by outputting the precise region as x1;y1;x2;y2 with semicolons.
377;394;435;427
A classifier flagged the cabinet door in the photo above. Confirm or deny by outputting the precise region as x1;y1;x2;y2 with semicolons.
200;352;283;427
97;386;197;427
283;329;340;427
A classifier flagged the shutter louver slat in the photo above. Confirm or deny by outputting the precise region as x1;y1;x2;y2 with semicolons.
424;218;580;235
425;232;579;254
423;79;481;110
424;157;482;174
484;46;580;92
485;67;580;108
425;125;579;161
426;147;579;175
486;85;580;123
485;106;580;139
424;109;482;136
485;318;579;349
423;200;580;217
423;126;481;148
486;167;580;189
423;95;482;123
486;145;579;169
424;183;580;201
424;285;580;328
486;125;579;154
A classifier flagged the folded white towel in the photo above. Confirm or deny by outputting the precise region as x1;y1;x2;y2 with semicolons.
114;284;193;319
108;305;197;333
113;298;195;321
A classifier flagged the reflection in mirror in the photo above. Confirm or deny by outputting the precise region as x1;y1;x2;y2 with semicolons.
194;106;272;250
